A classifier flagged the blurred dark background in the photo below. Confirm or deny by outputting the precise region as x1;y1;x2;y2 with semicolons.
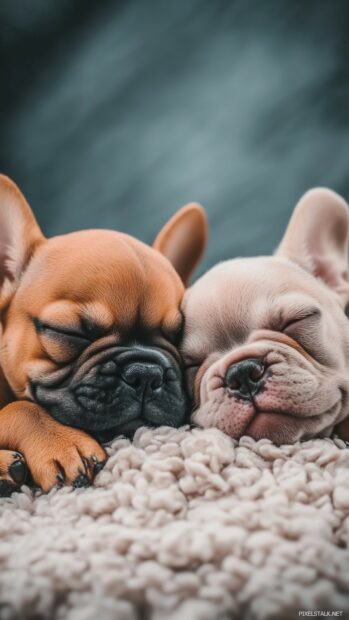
0;0;348;278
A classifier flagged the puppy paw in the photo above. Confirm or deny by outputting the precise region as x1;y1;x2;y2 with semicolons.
22;428;107;493
0;450;28;497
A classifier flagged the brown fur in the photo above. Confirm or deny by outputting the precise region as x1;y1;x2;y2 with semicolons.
0;175;207;492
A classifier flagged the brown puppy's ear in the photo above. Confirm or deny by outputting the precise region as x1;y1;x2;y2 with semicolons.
0;175;44;304
153;203;208;285
276;188;349;308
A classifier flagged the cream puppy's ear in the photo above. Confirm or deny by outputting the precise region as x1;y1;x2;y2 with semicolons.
276;188;349;307
0;175;45;305
153;203;208;285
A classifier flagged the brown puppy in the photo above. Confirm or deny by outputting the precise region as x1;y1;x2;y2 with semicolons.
0;175;207;495
182;188;349;445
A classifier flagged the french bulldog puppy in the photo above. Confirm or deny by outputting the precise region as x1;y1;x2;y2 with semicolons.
0;175;207;495
182;188;349;445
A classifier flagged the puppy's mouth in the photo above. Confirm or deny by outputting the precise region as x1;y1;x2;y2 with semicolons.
31;345;188;440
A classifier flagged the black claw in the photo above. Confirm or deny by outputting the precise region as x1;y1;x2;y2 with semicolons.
82;457;90;471
0;479;16;498
93;459;106;475
9;459;27;485
73;473;91;489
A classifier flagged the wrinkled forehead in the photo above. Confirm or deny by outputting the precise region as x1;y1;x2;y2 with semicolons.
182;256;327;350
16;230;184;329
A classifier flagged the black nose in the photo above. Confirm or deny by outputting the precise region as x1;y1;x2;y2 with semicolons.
120;362;164;399
225;359;265;399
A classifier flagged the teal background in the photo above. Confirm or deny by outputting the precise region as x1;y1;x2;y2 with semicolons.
1;0;348;279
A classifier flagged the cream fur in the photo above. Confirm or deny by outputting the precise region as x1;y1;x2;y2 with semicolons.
1;426;349;619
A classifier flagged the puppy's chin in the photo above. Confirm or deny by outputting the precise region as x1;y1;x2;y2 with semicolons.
245;412;336;444
193;399;342;445
91;412;183;442
90;420;148;443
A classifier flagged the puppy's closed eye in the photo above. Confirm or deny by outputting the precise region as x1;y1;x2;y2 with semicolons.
33;318;91;363
279;309;325;361
281;309;321;335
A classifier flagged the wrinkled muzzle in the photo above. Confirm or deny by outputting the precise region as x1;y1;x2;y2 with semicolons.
192;339;346;444
32;345;189;442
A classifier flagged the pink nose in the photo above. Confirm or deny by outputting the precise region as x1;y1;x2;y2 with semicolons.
225;359;265;399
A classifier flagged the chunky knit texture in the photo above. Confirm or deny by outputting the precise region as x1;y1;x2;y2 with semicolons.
1;426;349;619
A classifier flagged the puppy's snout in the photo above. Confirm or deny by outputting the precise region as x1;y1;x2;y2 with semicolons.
225;359;265;399
120;362;164;398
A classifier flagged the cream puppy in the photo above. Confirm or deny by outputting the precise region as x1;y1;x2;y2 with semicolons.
182;189;349;444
